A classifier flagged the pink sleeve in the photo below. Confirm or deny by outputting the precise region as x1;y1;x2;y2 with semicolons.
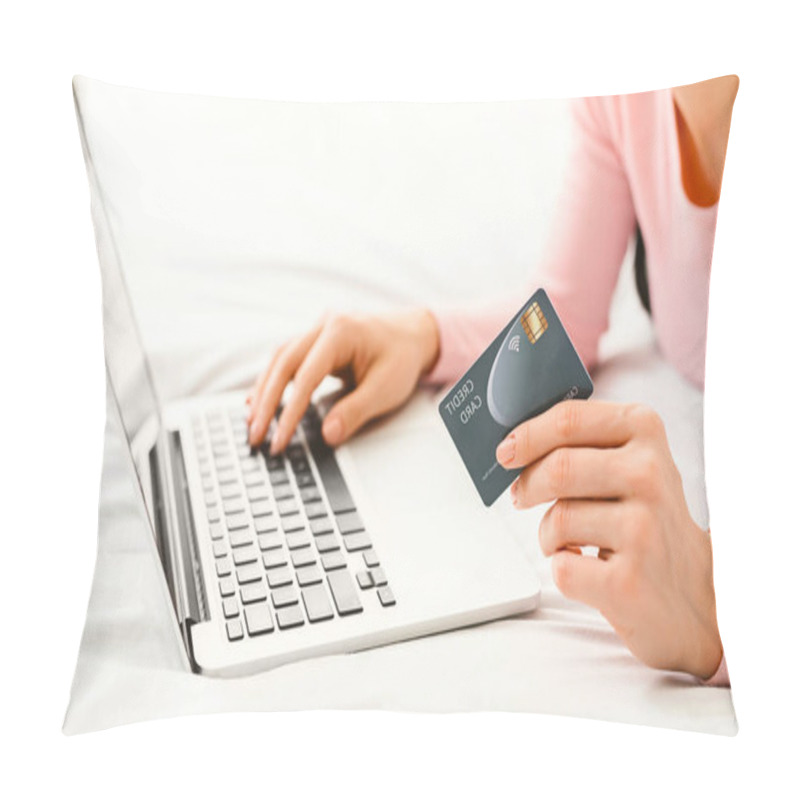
423;96;636;386
702;653;730;688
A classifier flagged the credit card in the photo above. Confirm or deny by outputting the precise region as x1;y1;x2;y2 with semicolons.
438;288;593;506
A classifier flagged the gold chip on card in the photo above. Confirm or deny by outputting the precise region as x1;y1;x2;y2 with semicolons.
520;302;548;344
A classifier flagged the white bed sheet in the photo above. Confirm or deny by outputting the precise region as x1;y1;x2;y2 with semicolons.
63;261;736;735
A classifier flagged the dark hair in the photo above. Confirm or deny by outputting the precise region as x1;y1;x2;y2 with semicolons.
634;223;651;314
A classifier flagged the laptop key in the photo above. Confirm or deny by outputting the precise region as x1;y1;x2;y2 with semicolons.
263;549;288;570
281;517;305;534
306;440;356;514
268;469;289;486
226;512;250;531
302;584;334;622
285;531;311;550
370;567;388;587
267;567;293;589
289;460;310;478
221;483;242;500
240;581;268;605
257;531;283;551
222;598;239;619
321;551;347;571
300;486;322;504
212;541;227;558
276;604;304;630
362;549;380;568
310;517;334;536
296;564;323;587
291;546;316;568
251;500;272;518
204;492;216;507
377;586;396;607
223;498;246;515
244;472;264;487
254;516;279;534
226;619;244;641
219;577;236;597
336;511;364;535
247;485;269;502
232;544;258;566
229;528;255;548
245;603;275;636
304;501;327;520
343;532;372;552
215;557;232;577
356;571;374;590
217;468;238;485
271;586;299;608
241;457;262;473
294;472;316;488
314;533;340;553
327;570;363;616
236;563;263;585
207;506;221;523
208;521;224;540
265;455;284;471
277;498;299;517
273;484;294;501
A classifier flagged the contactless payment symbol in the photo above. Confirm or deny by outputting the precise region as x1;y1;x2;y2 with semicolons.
507;335;521;352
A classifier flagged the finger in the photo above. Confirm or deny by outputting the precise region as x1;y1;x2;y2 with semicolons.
271;326;357;453
538;499;624;556
512;446;629;508
321;361;402;445
246;358;278;423
496;400;637;470
550;549;610;611
248;327;321;446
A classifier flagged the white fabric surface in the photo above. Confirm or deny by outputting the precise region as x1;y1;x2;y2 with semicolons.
65;77;736;734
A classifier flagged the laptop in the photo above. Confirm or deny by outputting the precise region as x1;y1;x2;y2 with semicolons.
77;94;541;679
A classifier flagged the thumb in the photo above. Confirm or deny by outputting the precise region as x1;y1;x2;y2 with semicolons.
321;367;395;445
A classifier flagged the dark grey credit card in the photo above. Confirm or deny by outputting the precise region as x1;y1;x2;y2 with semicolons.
438;289;593;506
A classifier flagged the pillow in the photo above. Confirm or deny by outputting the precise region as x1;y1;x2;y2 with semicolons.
65;75;736;734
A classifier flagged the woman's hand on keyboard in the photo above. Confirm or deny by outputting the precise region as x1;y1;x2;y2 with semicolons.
495;400;724;681
247;309;440;452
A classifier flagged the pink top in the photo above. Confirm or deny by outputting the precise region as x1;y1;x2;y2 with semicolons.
426;89;728;687
427;88;718;390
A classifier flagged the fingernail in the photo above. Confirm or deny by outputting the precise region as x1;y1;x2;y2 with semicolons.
496;434;515;466
511;480;519;506
322;416;343;444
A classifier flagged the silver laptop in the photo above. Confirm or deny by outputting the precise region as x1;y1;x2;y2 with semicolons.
77;98;540;679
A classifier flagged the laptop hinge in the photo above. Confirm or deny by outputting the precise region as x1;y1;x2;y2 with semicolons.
151;431;210;649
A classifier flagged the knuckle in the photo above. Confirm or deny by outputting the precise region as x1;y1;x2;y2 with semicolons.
545;449;572;497
555;401;581;441
326;314;354;339
627;403;664;439
514;421;531;463
550;500;572;541
630;447;661;496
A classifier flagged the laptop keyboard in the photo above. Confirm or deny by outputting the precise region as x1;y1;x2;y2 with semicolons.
191;404;396;642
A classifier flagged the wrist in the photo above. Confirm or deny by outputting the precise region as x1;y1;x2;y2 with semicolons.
411;308;441;376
